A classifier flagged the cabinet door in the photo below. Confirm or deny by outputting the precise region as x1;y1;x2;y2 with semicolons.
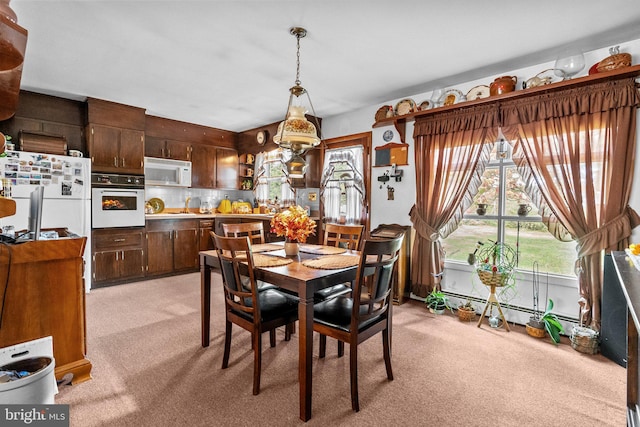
145;136;166;159
216;148;239;189
119;129;145;174
173;228;199;271
89;125;120;173
199;221;214;251
191;144;217;188
305;148;322;188
146;230;174;275
93;251;119;282
121;248;145;280
165;140;191;161
214;218;241;236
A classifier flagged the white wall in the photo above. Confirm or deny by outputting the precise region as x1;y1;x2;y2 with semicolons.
322;39;640;327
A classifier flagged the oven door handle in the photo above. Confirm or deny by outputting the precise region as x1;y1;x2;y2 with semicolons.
96;190;142;196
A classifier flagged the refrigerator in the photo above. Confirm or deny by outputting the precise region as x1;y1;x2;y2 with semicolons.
0;150;92;291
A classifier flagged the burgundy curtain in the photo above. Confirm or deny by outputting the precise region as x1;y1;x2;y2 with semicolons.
501;78;640;329
410;104;499;297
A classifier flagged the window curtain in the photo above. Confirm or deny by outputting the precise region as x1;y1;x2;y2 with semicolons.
410;104;499;297
501;78;640;330
320;148;365;224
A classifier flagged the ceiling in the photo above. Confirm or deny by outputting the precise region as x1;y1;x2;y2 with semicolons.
10;0;640;133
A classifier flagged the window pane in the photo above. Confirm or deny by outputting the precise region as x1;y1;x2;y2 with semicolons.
503;220;576;276
504;167;537;217
466;168;499;216
442;219;498;264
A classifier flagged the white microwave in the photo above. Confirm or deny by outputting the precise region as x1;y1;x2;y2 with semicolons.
144;157;192;187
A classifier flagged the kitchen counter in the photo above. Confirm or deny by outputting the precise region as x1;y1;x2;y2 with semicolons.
145;213;319;220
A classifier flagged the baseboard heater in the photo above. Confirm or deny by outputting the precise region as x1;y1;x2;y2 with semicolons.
410;290;579;325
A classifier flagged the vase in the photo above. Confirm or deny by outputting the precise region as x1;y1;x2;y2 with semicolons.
284;240;299;257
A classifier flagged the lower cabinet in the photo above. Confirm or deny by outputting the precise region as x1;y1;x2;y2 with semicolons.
92;228;146;287
146;219;199;276
199;219;214;251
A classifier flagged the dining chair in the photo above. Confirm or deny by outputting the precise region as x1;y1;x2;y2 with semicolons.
312;235;403;412
222;221;265;244
212;233;299;395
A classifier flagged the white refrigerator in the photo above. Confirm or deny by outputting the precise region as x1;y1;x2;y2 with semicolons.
0;150;92;291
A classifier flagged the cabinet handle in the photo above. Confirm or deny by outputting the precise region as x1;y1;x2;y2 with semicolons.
114;157;118;167
113;238;125;242
168;148;171;157
121;250;125;260
161;147;165;157
115;251;119;261
121;158;126;168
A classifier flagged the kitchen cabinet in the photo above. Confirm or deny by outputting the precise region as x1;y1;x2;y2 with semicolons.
290;148;321;188
92;228;145;286
145;136;191;161
191;144;239;189
199;219;214;251
146;219;199;276
88;124;145;174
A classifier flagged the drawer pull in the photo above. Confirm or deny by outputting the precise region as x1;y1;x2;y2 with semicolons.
113;238;125;242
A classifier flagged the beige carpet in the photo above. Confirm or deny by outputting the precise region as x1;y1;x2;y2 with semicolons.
56;272;626;426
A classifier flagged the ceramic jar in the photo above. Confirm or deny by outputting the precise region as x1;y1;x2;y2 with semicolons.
490;76;517;96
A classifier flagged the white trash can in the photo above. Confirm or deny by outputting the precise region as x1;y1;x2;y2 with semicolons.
0;336;57;404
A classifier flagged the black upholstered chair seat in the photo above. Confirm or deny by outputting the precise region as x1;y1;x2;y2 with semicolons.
241;276;278;292
313;283;352;302
233;289;299;322
313;296;381;332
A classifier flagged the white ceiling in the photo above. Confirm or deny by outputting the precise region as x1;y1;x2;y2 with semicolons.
10;0;640;132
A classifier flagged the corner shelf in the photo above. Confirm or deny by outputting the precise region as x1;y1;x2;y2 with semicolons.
372;65;640;143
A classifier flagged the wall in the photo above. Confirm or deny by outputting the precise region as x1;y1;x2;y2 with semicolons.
322;39;640;328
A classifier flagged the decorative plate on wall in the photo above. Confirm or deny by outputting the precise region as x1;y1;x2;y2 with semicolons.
383;130;394;142
466;85;490;101
375;105;394;122
418;100;432;111
438;89;465;106
394;98;416;116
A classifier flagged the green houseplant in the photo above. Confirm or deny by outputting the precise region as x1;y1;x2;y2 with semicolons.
526;299;565;344
425;288;453;314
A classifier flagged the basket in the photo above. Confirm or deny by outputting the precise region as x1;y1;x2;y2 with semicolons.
597;53;632;73
570;326;599;355
457;308;476;322
526;323;546;338
477;269;509;287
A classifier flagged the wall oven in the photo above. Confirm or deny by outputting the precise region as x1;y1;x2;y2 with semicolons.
91;173;145;228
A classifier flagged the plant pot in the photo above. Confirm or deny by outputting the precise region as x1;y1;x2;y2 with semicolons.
284;241;299;257
429;307;445;315
458;307;475;322
526;322;546;338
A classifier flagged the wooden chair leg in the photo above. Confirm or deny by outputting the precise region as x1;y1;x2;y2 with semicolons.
338;340;344;357
253;331;262;395
269;329;276;348
319;334;327;358
222;320;232;369
285;323;292;341
382;327;393;381
350;341;359;412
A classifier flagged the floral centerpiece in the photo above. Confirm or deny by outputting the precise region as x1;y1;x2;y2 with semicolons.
270;205;316;244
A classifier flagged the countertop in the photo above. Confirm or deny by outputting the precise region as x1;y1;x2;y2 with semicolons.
145;212;319;221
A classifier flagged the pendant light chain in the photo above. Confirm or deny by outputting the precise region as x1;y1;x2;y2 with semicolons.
295;32;301;87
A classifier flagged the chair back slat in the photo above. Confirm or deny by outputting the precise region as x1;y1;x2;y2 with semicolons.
222;222;265;245
324;223;364;250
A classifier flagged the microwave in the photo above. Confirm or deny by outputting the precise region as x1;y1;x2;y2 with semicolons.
144;157;192;187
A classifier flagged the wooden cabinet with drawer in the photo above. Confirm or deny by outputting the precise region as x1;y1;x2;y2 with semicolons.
92;227;145;287
198;219;215;251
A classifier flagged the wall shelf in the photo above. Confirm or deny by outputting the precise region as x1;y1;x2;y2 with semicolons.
372;65;640;143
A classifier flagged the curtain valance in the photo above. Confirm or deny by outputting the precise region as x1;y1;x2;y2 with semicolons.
414;103;499;136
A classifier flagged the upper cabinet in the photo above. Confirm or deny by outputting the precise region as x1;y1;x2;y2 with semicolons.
190;145;238;189
145;136;191;161
87;98;146;175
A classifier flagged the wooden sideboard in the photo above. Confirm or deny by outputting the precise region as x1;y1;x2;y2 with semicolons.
610;251;640;426
0;237;92;384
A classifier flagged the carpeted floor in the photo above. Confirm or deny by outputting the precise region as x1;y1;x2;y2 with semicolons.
55;272;626;426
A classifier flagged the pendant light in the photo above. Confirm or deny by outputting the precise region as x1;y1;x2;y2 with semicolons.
273;27;321;177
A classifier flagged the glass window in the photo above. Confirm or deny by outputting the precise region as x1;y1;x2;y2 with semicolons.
442;143;577;276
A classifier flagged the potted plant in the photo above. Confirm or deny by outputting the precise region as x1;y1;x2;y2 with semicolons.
425;288;453;314
457;300;476;322
526;299;565;344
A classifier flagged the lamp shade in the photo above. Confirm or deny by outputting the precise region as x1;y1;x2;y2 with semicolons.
273;106;320;152
285;152;307;178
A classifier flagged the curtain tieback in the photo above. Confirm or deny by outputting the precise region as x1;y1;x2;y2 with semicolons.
575;205;640;258
409;205;441;242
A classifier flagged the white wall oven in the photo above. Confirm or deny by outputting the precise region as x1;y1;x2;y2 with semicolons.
91;173;145;228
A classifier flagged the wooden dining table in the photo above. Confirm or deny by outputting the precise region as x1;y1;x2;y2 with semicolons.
200;242;360;422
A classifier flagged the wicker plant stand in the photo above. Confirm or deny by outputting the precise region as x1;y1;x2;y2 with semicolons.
476;271;511;331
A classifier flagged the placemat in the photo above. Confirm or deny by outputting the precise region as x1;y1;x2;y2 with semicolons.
253;254;293;268
251;243;282;253
302;254;359;270
299;244;347;255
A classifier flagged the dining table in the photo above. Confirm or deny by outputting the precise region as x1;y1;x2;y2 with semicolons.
200;241;361;422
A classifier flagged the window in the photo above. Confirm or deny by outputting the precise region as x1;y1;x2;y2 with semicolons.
254;149;295;206
441;142;577;276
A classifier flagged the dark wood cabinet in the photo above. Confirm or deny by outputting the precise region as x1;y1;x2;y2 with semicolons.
290;148;322;188
145;136;191;161
199;219;214;251
88;124;145;174
146;219;199;276
92;228;145;286
191;145;238;189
